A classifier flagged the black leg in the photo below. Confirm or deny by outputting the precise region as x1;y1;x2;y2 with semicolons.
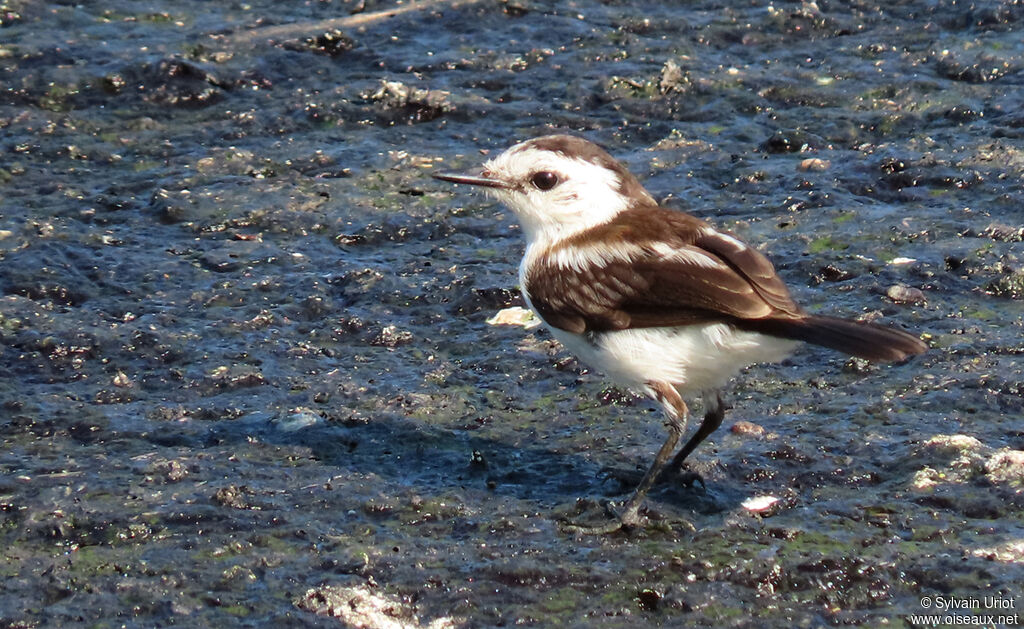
563;380;688;534
668;391;724;472
617;381;690;527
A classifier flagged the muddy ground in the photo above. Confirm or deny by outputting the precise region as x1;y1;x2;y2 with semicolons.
1;0;1022;627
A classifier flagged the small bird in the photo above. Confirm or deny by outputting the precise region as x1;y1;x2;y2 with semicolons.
433;134;926;532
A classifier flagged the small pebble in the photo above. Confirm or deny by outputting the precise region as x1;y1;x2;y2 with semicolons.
731;420;765;436
370;325;412;347
158;460;189;482
798;158;830;171
887;284;926;304
273;408;323;432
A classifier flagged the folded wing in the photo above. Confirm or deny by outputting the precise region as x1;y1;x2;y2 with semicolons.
523;207;926;362
524;207;802;333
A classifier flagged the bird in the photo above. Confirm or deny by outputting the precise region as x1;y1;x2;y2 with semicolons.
432;134;926;533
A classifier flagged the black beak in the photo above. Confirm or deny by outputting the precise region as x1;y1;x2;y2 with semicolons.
432;170;510;189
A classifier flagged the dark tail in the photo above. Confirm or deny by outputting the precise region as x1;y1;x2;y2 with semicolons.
741;315;927;363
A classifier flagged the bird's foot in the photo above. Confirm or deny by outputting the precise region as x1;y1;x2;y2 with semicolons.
555;498;695;535
556;498;638;535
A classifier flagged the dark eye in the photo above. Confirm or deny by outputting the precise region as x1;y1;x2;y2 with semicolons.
530;171;559;191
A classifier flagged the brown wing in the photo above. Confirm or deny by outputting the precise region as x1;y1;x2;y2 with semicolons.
523;207;804;334
690;221;802;317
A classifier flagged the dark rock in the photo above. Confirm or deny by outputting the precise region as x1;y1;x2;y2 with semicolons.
817;264;855;282
370;325;412;347
281;29;357;56
453;287;520;315
137;58;230;108
935;52;1016;83
760;129;813;154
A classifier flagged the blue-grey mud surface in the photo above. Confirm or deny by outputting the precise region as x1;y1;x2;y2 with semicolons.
1;0;1023;627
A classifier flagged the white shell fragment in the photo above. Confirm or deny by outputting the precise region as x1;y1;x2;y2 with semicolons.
742;495;780;513
487;306;541;328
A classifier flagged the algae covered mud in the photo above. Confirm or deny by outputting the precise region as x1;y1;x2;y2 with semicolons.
1;0;1022;626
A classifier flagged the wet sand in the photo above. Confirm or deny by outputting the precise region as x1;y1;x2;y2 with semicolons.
1;0;1022;626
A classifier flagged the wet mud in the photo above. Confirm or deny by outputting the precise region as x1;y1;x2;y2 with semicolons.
1;0;1022;626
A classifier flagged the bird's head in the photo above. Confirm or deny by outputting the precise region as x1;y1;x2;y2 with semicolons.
433;135;656;244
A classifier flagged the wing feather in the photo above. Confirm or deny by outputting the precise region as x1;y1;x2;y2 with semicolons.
523;207;803;333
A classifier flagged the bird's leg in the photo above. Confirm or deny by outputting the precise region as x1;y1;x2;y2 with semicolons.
668;391;724;476
597;390;726;491
562;381;688;534
617;381;689;526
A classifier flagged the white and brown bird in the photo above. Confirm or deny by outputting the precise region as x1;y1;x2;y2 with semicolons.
434;134;926;532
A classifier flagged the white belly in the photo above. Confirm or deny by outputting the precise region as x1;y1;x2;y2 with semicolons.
549;323;799;395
